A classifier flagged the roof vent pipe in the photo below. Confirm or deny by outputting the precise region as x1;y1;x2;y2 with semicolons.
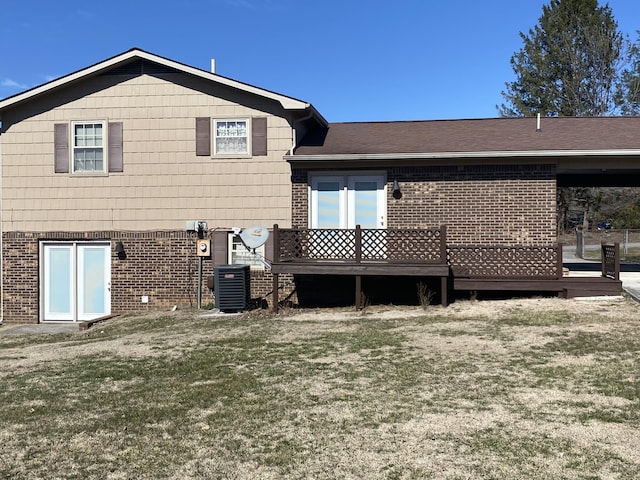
211;59;216;74
536;113;541;132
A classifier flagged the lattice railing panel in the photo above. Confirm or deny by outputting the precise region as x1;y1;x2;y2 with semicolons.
447;245;560;278
276;227;446;263
307;230;357;260
601;243;620;280
361;229;444;262
277;229;357;261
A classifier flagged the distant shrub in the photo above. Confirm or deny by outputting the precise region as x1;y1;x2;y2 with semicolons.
612;205;640;229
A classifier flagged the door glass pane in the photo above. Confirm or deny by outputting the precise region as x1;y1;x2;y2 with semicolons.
48;248;72;314
353;181;378;228
82;248;106;315
317;181;341;228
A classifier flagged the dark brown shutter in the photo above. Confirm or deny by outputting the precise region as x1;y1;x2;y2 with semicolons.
54;123;69;173
108;122;123;172
213;230;228;265
264;229;274;263
252;117;267;156
196;117;211;156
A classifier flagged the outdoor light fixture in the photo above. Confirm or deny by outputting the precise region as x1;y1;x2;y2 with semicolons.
115;241;126;259
392;179;402;199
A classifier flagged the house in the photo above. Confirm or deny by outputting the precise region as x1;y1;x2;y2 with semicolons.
0;48;325;323
269;117;636;309
0;49;630;324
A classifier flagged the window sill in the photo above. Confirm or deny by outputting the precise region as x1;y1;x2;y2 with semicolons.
69;172;110;177
212;153;252;160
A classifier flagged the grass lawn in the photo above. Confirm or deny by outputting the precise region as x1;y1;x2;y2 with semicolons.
1;297;639;479
583;246;640;263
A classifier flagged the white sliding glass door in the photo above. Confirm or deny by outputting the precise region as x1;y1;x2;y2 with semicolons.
311;176;346;228
311;174;386;229
43;245;74;321
42;242;111;322
77;245;110;321
348;176;386;229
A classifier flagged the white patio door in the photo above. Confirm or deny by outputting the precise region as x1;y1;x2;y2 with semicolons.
311;174;386;229
311;176;346;228
348;176;386;229
310;174;386;258
43;243;111;322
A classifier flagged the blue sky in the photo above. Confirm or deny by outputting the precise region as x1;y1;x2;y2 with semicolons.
2;0;640;122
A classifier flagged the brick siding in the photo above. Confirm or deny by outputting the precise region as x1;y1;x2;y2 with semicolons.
291;164;557;245
1;230;287;324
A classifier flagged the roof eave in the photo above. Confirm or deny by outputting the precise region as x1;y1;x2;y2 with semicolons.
285;149;640;163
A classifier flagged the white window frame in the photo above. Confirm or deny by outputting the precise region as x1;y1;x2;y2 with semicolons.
309;172;387;229
71;120;108;174
228;234;265;270
40;241;112;323
213;118;250;157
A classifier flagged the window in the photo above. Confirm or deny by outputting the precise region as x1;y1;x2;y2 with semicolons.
310;174;387;229
228;234;265;270
214;119;249;155
195;117;266;157
72;121;106;173
54;121;123;174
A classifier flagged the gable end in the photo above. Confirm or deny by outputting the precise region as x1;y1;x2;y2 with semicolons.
99;58;181;77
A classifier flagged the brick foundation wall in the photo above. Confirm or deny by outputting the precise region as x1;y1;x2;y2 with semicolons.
1;230;286;324
291;164;557;245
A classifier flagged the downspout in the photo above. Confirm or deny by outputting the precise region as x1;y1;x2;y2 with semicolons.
0;119;3;324
288;108;315;156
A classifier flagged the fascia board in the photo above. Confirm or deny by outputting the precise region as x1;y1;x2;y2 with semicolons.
285;149;640;163
0;49;311;112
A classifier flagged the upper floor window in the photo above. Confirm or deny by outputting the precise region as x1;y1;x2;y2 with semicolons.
195;117;267;158
54;121;123;175
214;119;248;155
72;121;106;173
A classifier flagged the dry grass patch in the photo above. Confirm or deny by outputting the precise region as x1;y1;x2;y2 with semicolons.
1;296;639;479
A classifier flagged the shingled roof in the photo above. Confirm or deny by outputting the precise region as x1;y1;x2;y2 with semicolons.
293;117;640;157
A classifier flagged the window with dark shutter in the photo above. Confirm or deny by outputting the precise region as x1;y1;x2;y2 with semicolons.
203;117;267;157
108;122;123;172
55;121;123;174
196;117;211;156
264;229;274;263
54;123;69;173
252;117;267;156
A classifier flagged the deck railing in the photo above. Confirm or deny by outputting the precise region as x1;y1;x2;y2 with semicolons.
601;243;620;280
273;226;565;278
447;244;563;279
273;225;447;264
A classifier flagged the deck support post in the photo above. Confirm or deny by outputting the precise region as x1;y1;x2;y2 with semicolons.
272;273;279;313
441;276;448;306
355;225;363;310
355;275;362;310
272;224;280;313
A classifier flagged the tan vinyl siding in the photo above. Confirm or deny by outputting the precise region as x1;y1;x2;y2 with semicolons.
1;73;294;232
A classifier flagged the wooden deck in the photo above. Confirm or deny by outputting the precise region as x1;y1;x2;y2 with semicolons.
270;225;622;311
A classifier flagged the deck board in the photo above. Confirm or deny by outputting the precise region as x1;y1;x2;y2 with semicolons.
271;262;450;276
